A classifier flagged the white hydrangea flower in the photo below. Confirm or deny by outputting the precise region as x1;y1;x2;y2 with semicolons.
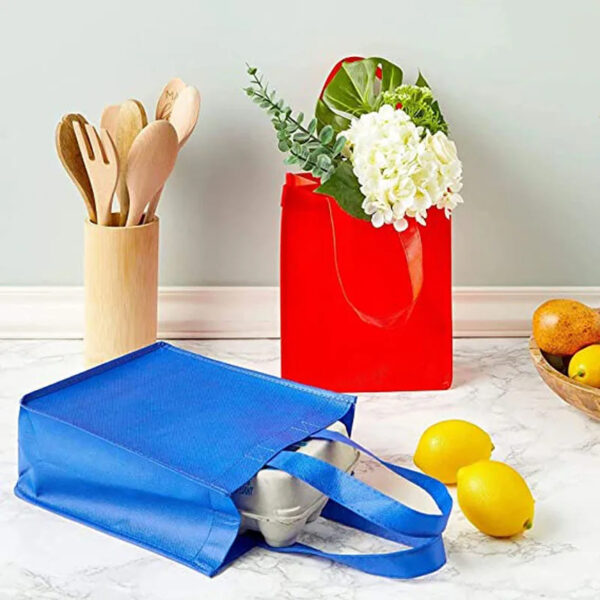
340;105;463;229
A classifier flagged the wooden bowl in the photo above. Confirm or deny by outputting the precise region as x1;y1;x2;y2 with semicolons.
529;336;600;420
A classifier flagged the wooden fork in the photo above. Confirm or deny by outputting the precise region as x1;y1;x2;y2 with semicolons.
73;122;119;226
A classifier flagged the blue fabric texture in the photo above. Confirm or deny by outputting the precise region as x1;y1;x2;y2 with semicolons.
14;341;451;578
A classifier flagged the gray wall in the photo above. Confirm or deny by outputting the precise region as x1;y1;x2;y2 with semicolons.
1;0;599;286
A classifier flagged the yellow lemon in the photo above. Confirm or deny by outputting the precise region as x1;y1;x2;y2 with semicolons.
413;420;493;484
457;460;534;537
568;344;600;387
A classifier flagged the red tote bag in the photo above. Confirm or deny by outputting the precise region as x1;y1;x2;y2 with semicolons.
280;58;453;393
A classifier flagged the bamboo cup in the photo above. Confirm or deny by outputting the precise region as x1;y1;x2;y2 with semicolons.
84;214;159;366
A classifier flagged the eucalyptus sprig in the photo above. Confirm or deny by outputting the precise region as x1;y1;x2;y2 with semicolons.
244;66;346;182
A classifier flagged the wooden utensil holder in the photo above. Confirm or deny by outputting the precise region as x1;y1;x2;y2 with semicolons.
84;214;159;366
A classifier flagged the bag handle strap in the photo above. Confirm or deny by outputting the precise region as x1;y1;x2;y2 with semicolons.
319;57;424;328
326;199;423;328
268;433;451;537
260;530;446;579
264;429;451;577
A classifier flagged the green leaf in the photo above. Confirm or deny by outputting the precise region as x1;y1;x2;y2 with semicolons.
307;118;317;134
315;162;369;221
415;71;430;88
322;59;377;116
375;57;403;93
293;132;309;143
431;100;447;133
315;57;403;132
315;98;351;134
320;58;402;115
319;125;334;144
316;154;332;169
296;112;304;124
332;136;346;156
278;140;290;152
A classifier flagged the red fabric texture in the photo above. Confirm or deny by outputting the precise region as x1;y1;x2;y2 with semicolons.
280;173;453;392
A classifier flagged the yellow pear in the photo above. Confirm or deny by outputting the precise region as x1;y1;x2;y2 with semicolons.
532;299;600;356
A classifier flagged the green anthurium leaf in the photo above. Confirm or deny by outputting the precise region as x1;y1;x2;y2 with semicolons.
315;57;403;132
315;98;351;134
322;59;378;116
315;161;370;221
415;70;430;88
373;57;403;92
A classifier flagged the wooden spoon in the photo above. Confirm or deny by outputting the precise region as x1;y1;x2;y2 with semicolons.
144;86;201;223
115;99;148;225
100;104;120;142
169;86;201;147
55;114;97;222
156;77;186;120
125;120;178;227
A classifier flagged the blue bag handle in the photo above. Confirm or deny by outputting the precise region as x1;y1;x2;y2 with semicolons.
264;429;452;578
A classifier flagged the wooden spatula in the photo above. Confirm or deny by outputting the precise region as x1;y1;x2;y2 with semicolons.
115;99;148;225
156;77;186;120
144;86;201;223
73;122;119;226
125;120;178;227
55;114;97;222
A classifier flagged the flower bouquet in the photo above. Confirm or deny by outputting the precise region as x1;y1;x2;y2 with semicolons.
246;57;462;392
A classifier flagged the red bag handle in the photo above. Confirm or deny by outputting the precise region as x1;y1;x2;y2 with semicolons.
319;57;423;329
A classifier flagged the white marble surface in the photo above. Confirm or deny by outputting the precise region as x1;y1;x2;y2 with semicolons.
1;338;599;599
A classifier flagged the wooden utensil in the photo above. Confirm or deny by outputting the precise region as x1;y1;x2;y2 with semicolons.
100;104;120;142
169;85;201;147
55;114;97;222
144;86;201;223
125;120;178;227
156;77;186;120
73;122;119;226
115;99;148;225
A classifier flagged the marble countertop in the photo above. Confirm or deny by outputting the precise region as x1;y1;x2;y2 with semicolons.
1;338;599;599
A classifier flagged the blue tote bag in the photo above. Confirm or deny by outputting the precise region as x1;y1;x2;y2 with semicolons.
15;342;452;578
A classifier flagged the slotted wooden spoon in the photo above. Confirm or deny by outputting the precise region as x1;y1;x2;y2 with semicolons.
144;85;201;223
125;120;179;227
115;99;148;225
55;113;97;222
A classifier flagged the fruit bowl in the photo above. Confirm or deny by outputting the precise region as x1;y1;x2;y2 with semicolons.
529;336;600;420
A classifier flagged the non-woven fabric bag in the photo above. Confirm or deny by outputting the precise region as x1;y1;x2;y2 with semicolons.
280;57;453;392
15;342;452;578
